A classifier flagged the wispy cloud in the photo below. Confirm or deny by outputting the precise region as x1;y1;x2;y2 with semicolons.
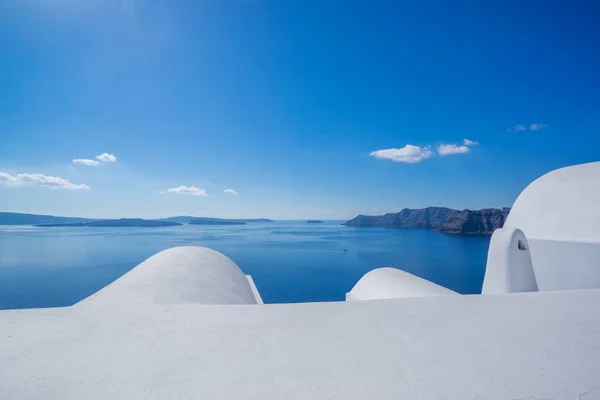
508;124;528;133
370;145;433;163
0;172;90;190
508;124;548;133
73;152;117;166
73;158;100;166
96;153;117;163
437;143;470;156
224;189;238;195
162;186;207;196
463;138;478;146
529;123;548;131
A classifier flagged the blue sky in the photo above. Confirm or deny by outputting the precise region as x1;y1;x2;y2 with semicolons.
1;0;599;219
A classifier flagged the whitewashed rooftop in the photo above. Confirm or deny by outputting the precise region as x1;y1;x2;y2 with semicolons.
3;289;600;399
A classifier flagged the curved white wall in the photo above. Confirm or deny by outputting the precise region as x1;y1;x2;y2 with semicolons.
505;161;600;242
482;228;538;294
489;161;600;292
79;246;259;307
347;267;457;301
526;239;600;291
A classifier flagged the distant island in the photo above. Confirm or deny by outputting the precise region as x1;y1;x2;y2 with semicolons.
36;218;182;228
156;216;197;224
0;212;274;227
160;216;274;224
189;218;246;225
343;207;511;235
0;212;95;226
307;220;324;223
189;217;276;225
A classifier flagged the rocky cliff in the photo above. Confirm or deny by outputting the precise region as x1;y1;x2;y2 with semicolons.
343;207;453;229
343;207;510;235
439;208;511;235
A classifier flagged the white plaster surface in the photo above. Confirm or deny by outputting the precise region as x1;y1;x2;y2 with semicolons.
80;246;258;307
2;290;600;399
527;239;600;291
482;228;538;294
505;161;600;242
500;161;600;291
347;267;457;300
246;275;264;304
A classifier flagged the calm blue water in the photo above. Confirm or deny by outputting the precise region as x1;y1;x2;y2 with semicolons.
0;221;490;309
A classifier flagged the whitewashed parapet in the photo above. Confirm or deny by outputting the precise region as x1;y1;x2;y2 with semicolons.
482;228;538;294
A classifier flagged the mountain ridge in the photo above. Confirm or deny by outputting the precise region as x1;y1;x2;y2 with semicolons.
36;218;182;228
343;207;510;235
0;212;274;226
0;212;96;226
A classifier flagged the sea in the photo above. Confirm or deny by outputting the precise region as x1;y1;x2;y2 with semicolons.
0;221;491;309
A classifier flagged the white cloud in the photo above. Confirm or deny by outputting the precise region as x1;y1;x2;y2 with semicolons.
508;124;527;133
0;172;90;190
437;144;470;156
508;124;547;133
529;123;548;131
370;145;433;163
163;186;207;196
73;152;116;166
96;153;117;163
463;138;478;146
224;189;238;195
73;158;100;166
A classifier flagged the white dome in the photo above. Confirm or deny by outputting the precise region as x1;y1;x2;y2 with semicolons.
497;161;600;292
505;161;600;242
80;246;259;307
347;267;457;301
